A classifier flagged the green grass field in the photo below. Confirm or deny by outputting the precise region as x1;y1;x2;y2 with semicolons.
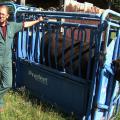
0;88;120;120
0;88;76;120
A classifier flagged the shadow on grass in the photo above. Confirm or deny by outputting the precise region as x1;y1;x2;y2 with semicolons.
12;87;78;120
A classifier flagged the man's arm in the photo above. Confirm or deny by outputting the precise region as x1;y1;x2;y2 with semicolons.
23;17;57;28
23;17;43;28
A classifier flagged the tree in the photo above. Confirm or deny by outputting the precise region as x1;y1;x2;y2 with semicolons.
0;0;10;2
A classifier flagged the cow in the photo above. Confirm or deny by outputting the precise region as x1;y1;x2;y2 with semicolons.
113;58;120;80
39;1;106;79
40;31;95;79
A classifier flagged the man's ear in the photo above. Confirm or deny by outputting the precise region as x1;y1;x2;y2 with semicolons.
6;14;9;19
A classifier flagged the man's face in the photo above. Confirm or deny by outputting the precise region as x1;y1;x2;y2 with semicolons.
0;6;9;25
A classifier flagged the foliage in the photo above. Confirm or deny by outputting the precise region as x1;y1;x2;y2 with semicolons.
0;0;10;2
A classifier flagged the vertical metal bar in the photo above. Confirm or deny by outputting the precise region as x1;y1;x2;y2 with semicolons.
86;30;95;80
26;28;29;60
105;75;115;119
34;27;39;63
17;32;22;58
41;23;45;64
86;30;101;120
30;25;36;62
48;24;52;66
21;28;24;58
37;26;42;63
78;29;84;77
54;26;60;68
62;27;67;71
112;30;120;60
70;28;75;73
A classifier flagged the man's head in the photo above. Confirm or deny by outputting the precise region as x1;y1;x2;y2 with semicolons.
0;5;9;26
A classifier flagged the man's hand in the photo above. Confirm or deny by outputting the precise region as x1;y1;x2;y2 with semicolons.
38;16;44;22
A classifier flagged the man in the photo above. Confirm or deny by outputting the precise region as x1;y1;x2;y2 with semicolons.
0;5;43;112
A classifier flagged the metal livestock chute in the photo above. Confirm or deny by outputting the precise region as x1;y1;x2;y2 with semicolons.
1;2;120;120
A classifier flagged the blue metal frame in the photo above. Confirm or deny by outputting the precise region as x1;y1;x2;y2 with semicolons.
0;2;120;120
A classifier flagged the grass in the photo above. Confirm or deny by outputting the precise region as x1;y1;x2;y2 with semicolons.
115;111;120;120
0;87;76;120
0;87;120;120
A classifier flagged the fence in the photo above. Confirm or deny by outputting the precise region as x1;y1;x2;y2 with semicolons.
1;2;120;120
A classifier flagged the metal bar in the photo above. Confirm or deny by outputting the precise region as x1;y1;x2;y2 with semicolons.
48;24;52;67
86;30;95;80
41;24;46;64
78;29;84;77
54;28;60;68
112;30;120;60
86;30;101;119
43;21;98;29
17;10;100;18
101;9;120;23
62;27;67;71
26;28;30;60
